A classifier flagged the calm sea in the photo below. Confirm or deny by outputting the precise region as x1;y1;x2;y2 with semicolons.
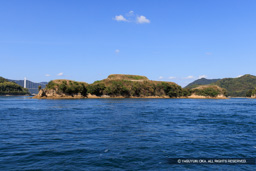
0;97;256;170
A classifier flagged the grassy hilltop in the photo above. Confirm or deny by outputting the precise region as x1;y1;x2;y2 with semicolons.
0;77;29;95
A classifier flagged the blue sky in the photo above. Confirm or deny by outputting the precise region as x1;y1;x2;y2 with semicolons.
1;0;256;87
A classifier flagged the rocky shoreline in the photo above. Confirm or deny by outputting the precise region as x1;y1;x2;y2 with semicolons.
33;92;228;100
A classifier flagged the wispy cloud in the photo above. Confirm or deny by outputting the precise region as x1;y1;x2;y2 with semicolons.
168;76;176;80
57;72;63;76
198;75;207;79
137;16;150;24
114;11;150;24
45;74;51;77
128;11;134;15
236;75;243;78
114;15;127;22
115;49;120;54
159;76;164;80
184;76;194;79
205;52;212;55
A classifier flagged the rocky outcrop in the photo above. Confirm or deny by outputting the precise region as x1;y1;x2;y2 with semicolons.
251;95;256;98
187;94;227;99
33;89;85;99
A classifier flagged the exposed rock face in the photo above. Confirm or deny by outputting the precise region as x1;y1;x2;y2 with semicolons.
34;89;85;99
188;94;227;99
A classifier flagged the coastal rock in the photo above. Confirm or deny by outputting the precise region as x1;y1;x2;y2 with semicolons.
34;89;86;99
251;95;256;98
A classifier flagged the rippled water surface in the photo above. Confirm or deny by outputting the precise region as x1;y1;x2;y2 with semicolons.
1;97;256;170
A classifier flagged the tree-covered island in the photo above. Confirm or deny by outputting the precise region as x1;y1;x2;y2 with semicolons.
33;74;227;99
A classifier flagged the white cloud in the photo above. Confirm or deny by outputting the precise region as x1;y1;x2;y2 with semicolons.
168;76;176;79
114;15;127;22
236;75;243;78
129;11;134;15
198;75;207;79
57;72;63;76
159;76;163;80
137;15;150;24
114;12;150;24
205;52;212;55
184;76;194;79
115;49;120;54
45;74;50;77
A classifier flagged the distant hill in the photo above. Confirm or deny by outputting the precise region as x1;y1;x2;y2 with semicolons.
186;74;256;97
0;77;29;95
214;74;256;97
8;79;47;95
185;78;221;89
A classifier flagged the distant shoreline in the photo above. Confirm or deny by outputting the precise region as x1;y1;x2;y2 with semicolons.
0;94;30;97
33;95;229;100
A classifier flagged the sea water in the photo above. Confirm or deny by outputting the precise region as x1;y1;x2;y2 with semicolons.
0;97;256;170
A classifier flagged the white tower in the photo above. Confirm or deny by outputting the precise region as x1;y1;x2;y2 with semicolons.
24;77;26;88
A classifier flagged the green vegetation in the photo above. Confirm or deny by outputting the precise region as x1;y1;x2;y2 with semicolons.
182;88;192;97
42;74;197;98
191;85;227;97
38;85;42;91
46;80;88;96
186;74;256;97
246;88;256;97
104;81;131;97
41;74;228;98
0;77;8;83
107;74;149;81
87;78;187;98
0;76;29;95
213;75;256;97
87;83;106;96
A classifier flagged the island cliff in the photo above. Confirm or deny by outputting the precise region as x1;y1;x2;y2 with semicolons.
33;74;227;99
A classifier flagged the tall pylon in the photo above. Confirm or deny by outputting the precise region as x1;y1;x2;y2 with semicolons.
24;77;26;88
